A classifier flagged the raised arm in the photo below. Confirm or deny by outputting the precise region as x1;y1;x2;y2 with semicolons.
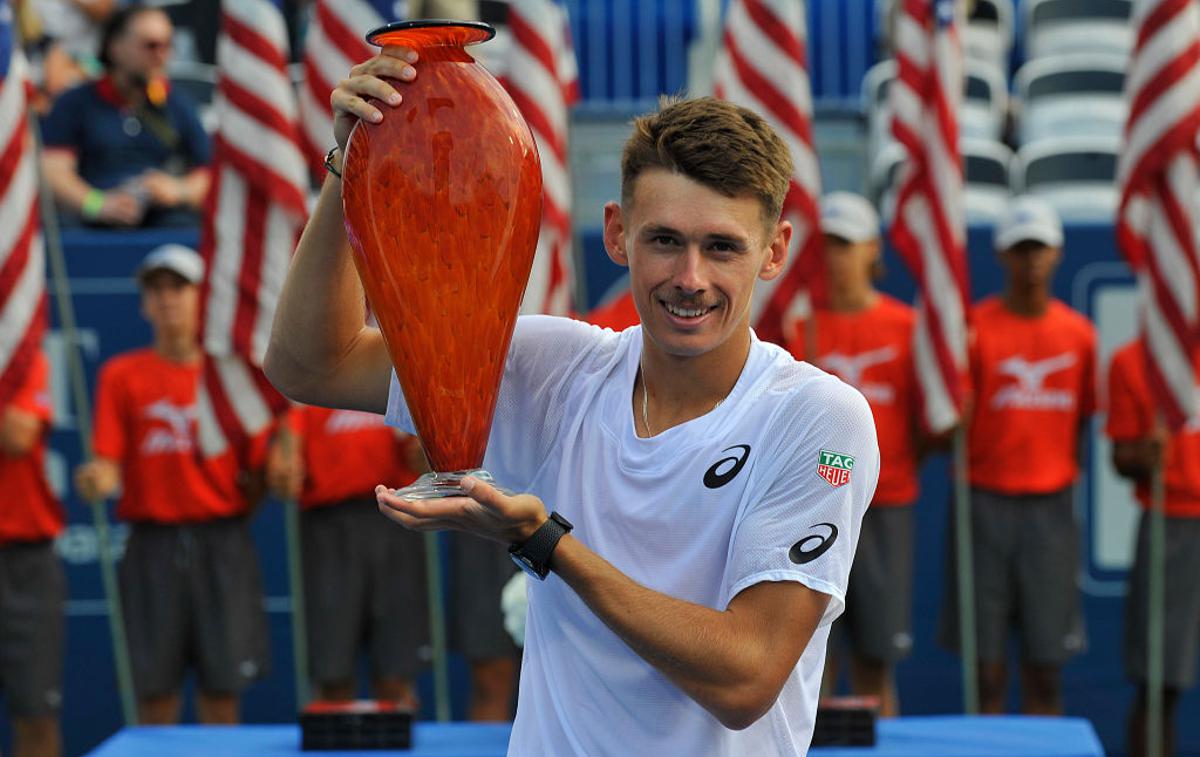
263;47;418;414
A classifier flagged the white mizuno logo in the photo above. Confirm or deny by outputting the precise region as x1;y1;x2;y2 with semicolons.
324;409;387;435
141;399;197;455
991;353;1077;410
820;346;899;404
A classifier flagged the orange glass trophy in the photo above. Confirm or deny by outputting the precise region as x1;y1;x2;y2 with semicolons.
341;20;542;499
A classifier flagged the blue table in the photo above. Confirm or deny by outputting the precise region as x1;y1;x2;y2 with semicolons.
85;716;1105;756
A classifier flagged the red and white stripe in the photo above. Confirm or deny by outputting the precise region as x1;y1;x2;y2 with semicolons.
298;0;386;177
888;0;969;433
713;0;822;346
1116;0;1200;430
197;0;308;458
501;0;579;317
0;44;45;408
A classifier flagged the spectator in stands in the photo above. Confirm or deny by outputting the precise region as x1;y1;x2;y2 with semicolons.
74;245;269;725
41;5;210;228
0;350;66;757
266;405;428;706
786;192;922;717
941;196;1096;714
34;0;118;101
1106;340;1200;757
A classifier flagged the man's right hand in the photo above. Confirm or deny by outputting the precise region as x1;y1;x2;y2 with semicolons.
330;45;419;154
75;458;121;503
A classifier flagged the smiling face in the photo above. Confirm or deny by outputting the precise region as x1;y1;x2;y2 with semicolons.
604;168;790;360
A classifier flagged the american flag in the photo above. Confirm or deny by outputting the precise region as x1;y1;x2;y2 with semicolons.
713;0;822;346
1115;0;1200;430
0;4;45;409
499;0;580;317
195;0;308;459
887;0;968;433
299;0;400;178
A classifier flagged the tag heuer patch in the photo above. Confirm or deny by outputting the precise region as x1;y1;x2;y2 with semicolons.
816;449;854;488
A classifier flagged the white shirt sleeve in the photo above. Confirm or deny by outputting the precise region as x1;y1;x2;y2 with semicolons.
385;315;614;491
723;374;880;626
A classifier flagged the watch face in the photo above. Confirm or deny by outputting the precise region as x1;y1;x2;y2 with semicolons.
510;551;545;581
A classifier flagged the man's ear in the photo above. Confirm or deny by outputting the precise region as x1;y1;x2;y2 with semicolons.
759;219;793;281
603;201;629;267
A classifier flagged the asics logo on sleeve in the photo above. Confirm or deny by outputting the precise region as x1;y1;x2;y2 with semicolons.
789;523;838;565
703;444;751;489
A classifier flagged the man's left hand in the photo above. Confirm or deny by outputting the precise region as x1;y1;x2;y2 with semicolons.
375;476;547;544
141;170;185;206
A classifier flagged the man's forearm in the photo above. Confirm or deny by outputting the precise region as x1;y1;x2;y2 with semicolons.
264;171;387;411
549;535;823;730
182;168;211;209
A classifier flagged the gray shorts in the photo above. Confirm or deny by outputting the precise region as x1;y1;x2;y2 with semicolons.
448;532;519;660
0;541;64;716
120;518;270;698
1124;512;1200;689
940;487;1087;665
835;506;914;664
302;498;428;684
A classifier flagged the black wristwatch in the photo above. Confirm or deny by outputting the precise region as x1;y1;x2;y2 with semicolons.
509;512;573;580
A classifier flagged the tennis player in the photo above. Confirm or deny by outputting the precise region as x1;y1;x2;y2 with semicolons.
265;46;879;755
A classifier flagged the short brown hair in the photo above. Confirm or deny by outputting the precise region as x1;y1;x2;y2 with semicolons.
620;97;793;226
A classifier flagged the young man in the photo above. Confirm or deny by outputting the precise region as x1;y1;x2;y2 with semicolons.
941;197;1096;714
786;192;920;717
267;405;428;706
265;49;879;755
74;245;269;724
1106;340;1200;757
0;350;66;757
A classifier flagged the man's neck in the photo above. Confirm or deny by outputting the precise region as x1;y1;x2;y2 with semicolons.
636;328;750;436
154;334;200;364
827;286;878;314
110;71;146;104
1002;286;1051;317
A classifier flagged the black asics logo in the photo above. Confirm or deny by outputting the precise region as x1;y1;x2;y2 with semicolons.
703;445;751;489
789;523;838;565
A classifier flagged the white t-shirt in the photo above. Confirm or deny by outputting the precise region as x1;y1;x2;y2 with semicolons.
386;316;879;756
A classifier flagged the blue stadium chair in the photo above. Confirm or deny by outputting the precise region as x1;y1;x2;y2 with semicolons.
869;138;1013;226
964;0;1014;72
1015;53;1126;146
1012;135;1120;223
1023;0;1133;61
862;58;1007;172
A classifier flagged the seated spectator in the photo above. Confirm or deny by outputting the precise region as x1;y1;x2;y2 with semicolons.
41;4;210;228
35;0;117;101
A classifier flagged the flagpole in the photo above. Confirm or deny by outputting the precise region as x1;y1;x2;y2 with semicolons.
276;427;310;709
27;118;138;727
424;532;451;721
952;426;978;714
1145;429;1166;757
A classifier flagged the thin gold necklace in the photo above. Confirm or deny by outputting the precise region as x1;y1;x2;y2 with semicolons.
639;362;725;437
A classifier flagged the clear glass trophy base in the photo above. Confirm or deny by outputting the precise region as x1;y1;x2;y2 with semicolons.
391;468;512;500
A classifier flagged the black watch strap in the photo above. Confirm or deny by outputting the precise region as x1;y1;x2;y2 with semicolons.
509;512;573;580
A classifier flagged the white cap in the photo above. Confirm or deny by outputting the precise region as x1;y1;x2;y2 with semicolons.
137;244;204;285
820;192;880;243
993;196;1064;251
